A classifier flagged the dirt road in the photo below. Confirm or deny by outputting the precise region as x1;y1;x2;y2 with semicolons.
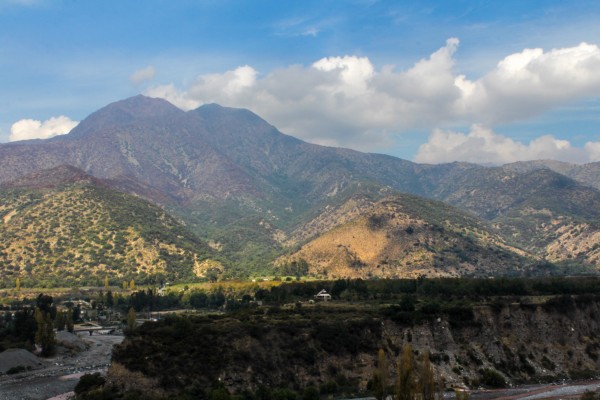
466;381;600;399
0;333;124;400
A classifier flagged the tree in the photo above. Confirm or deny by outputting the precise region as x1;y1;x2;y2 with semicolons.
373;348;388;400
56;311;65;331
72;305;81;323
36;293;54;313
418;351;437;400
35;307;56;357
66;308;74;333
13;308;36;345
104;276;109;289
397;344;415;400
15;277;20;291
129;279;135;290
127;307;136;332
106;290;114;308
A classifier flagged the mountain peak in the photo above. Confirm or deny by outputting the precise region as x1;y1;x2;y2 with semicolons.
68;95;184;137
95;94;183;118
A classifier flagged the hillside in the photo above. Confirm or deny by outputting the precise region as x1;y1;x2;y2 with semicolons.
278;195;533;279
0;166;213;287
426;168;600;268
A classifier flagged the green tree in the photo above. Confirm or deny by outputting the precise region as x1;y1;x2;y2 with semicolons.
418;350;437;400
104;276;109;289
129;279;135;290
35;307;56;357
15;277;20;291
373;348;388;400
56;311;65;331
106;290;114;308
66;307;74;333
397;344;415;400
127;307;136;332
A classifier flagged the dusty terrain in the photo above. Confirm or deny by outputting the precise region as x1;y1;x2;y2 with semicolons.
469;381;600;399
0;333;123;400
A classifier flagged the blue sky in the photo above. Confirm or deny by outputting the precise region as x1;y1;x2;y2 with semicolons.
2;0;600;164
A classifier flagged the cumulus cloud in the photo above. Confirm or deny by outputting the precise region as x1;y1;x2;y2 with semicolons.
10;116;79;142
145;39;600;152
414;125;600;165
130;66;155;85
455;42;600;123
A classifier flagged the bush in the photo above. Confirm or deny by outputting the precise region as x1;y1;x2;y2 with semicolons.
6;365;29;374
74;372;106;395
479;369;506;388
302;386;319;400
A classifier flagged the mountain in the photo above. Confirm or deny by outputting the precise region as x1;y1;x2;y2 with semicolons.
1;95;600;280
0;166;213;287
0;96;424;273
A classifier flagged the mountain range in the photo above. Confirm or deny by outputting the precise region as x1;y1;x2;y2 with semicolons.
1;95;600;285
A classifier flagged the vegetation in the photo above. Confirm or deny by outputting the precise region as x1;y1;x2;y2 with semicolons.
0;181;213;287
66;276;600;399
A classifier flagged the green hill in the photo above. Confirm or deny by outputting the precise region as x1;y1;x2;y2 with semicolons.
0;166;213;287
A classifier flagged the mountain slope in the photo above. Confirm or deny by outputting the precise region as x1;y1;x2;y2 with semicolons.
423;167;600;267
0;166;213;287
504;160;600;190
278;194;533;279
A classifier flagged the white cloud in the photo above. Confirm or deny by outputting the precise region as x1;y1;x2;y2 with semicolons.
414;125;600;165
130;66;155;85
145;39;600;152
302;27;319;37
455;42;600;123
10;116;79;142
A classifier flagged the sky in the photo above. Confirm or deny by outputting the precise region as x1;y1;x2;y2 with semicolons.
2;0;600;165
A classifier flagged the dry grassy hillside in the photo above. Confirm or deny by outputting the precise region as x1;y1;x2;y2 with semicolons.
279;196;530;279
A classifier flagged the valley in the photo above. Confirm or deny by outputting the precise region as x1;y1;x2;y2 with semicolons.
2;96;600;399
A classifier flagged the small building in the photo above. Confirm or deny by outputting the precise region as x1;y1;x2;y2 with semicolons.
314;289;331;301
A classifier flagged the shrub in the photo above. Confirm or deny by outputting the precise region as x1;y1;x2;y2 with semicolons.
479;369;506;388
6;365;29;374
74;372;106;395
302;386;319;400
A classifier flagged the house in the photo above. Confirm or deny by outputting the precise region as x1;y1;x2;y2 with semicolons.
314;289;332;301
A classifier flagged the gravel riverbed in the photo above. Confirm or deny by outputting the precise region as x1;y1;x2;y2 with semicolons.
0;333;123;400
